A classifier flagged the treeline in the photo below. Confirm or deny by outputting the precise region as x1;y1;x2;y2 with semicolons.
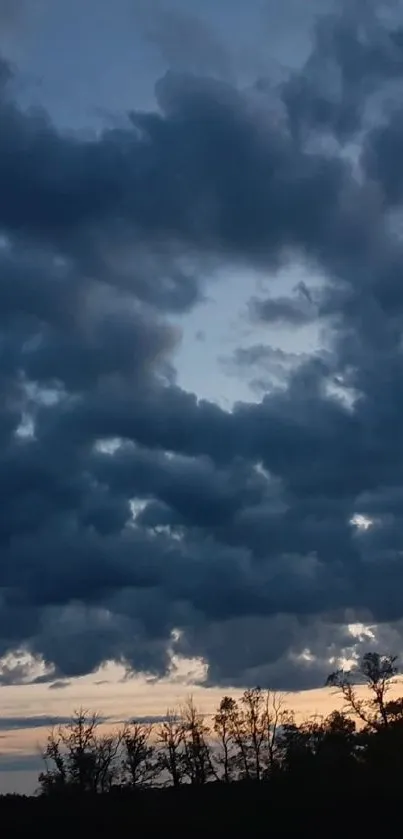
37;652;403;796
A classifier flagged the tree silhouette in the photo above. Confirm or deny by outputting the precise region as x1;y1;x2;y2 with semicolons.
121;721;157;789
326;652;399;730
33;649;403;811
155;709;185;787
262;690;288;775
214;688;288;780
213;696;238;782
279;710;357;778
181;696;216;785
38;709;122;795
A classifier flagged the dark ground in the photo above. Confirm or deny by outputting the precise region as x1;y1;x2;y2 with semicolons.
0;778;398;837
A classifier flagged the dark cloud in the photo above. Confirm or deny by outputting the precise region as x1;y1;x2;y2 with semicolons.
0;716;75;731
362;106;403;205
0;753;42;773
115;714;175;725
282;0;403;141
250;285;318;326
228;344;307;369
0;53;352;277
2;2;403;691
175;615;358;690
221;343;309;395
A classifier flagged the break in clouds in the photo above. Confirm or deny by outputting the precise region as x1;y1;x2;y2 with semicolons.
1;0;403;690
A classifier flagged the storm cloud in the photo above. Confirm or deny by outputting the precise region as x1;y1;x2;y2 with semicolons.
1;1;403;690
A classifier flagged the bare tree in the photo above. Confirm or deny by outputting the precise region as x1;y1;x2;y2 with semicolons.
93;730;124;792
38;709;122;795
214;689;289;781
213;696;238;783
239;688;267;780
223;695;252;781
156;709;185;787
327;652;399;731
121;721;157;789
181;696;216;785
39;727;67;794
263;691;288;774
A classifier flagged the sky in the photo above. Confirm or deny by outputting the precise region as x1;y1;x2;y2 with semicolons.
2;0;403;793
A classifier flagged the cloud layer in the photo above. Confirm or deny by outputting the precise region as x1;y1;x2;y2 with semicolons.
1;1;403;690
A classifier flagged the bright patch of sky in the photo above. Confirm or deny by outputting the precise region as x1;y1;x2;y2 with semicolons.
171;263;323;407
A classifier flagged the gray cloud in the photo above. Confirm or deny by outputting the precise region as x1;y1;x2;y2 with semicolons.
134;0;233;80
1;2;403;691
220;343;309;395
228;344;309;371
0;753;42;773
283;0;403;140
250;291;318;327
0;716;74;731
